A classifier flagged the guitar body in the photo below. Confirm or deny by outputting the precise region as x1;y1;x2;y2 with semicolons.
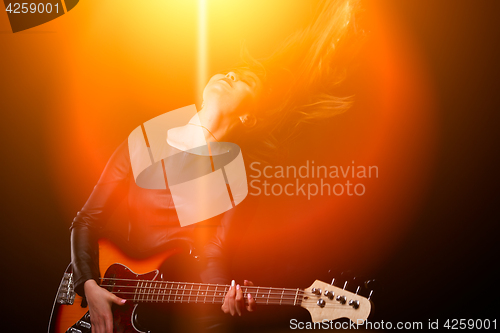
48;239;193;333
49;239;373;332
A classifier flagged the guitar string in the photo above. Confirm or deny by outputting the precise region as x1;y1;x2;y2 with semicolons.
99;278;359;294
98;285;312;299
98;283;356;299
90;285;362;308
98;290;304;300
114;301;351;309
100;289;310;299
113;292;355;303
96;279;363;305
99;278;309;293
101;294;358;309
99;283;307;295
94;286;361;306
98;283;358;300
107;292;353;305
98;280;352;298
113;300;351;308
95;286;360;302
113;292;303;301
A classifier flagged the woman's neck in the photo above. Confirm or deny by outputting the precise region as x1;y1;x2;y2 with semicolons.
166;104;238;152
195;103;236;142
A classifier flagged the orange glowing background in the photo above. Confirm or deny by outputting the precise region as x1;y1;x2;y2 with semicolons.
1;0;437;282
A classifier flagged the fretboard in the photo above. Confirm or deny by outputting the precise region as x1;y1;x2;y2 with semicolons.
108;280;304;306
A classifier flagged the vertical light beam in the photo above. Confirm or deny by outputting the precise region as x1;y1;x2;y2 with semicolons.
197;0;208;106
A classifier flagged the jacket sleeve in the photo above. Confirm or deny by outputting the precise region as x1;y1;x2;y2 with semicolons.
200;195;259;284
70;140;131;296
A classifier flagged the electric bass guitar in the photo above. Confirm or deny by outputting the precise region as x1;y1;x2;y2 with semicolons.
48;239;372;333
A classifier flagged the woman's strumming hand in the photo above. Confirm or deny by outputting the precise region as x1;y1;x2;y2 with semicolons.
83;279;126;333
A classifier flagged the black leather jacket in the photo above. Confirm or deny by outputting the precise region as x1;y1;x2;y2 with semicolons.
70;139;255;296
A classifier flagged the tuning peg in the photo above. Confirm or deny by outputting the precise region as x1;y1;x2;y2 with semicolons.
311;287;322;295
336;295;347;304
349;299;360;309
324;290;335;300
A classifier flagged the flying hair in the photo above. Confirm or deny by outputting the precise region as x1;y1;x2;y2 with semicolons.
233;0;365;164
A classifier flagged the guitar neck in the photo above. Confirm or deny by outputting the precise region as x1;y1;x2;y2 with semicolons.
103;279;305;306
52;262;372;333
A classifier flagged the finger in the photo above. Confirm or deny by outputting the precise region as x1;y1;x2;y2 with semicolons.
221;280;234;313
229;279;236;296
221;298;227;313
221;289;230;313
246;292;256;312
228;280;236;316
243;280;254;286
235;284;243;316
112;294;127;306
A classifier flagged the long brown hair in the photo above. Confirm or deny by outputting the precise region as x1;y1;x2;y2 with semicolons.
234;0;364;164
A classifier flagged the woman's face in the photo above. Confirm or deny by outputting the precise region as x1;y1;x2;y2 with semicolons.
202;70;262;119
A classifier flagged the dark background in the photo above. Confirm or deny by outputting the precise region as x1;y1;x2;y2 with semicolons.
376;0;500;323
1;0;499;331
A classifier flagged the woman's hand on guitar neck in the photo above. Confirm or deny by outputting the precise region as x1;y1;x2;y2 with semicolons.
221;279;256;316
84;279;126;333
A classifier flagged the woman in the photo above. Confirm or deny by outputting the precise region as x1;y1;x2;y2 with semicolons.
71;0;362;332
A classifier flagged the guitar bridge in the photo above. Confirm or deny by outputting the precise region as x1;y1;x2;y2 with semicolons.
56;272;76;305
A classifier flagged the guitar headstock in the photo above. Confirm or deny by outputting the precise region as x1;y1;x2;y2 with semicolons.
301;279;371;323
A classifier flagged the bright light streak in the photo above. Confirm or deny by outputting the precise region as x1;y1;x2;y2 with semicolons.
197;0;207;104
